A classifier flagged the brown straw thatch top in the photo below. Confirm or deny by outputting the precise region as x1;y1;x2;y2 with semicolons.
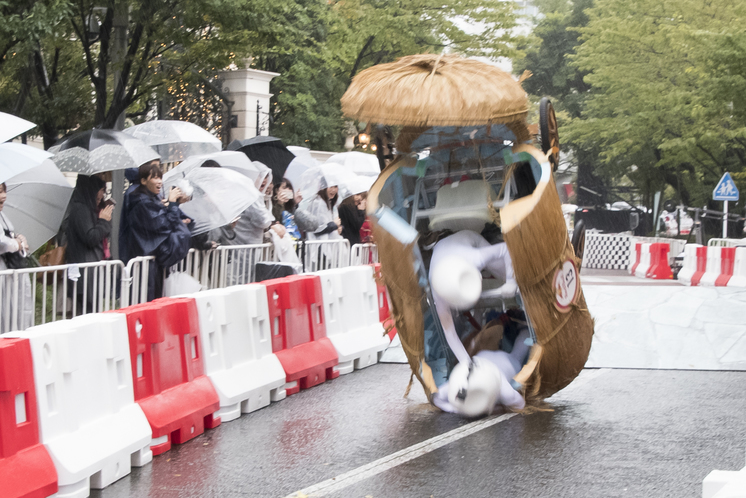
341;54;529;127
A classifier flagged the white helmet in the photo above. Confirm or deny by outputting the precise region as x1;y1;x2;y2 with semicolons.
430;255;482;310
447;358;502;418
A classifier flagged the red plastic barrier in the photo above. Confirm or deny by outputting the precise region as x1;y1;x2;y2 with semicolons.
716;247;737;286
0;338;58;498
373;264;397;341
646;243;673;279
115;298;220;456
691;246;708;286
629;242;642;275
262;275;339;395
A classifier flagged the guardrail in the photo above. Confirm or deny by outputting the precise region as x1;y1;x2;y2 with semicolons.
707;238;746;248
121;256;156;307
0;260;124;333
350;243;378;265
1;240;380;334
302;239;350;272
212;243;275;287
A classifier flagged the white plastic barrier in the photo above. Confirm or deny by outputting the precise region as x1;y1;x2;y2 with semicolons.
316;266;390;375
677;244;701;286
703;457;746;498
8;313;152;497
700;247;722;286
187;285;287;421
634;243;652;278
350;243;378;266
728;247;746;287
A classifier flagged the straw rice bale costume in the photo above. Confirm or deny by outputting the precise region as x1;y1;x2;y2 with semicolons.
341;54;594;415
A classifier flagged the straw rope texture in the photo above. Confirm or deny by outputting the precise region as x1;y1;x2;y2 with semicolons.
501;167;594;399
341;54;530;127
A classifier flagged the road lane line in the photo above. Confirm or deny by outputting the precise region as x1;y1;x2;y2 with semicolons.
285;368;610;498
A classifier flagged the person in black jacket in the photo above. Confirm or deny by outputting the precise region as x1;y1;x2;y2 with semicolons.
338;193;366;246
123;161;191;301
65;174;114;313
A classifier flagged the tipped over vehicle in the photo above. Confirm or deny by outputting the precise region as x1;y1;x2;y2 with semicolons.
341;54;593;412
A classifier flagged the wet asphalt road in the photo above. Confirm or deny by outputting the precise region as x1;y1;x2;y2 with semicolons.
92;364;746;498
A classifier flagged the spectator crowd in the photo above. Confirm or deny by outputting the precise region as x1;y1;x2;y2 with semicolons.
1;155;374;310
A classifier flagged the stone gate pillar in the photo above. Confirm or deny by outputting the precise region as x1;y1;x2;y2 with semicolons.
219;63;280;140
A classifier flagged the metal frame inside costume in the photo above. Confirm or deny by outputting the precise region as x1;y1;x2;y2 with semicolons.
342;54;593;411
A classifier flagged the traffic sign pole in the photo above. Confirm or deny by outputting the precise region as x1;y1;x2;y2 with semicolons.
723;200;728;238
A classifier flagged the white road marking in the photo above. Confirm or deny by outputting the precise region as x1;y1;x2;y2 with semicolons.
285;368;611;498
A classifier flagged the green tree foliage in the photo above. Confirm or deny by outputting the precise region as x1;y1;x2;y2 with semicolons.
566;0;746;208
265;0;519;150
513;0;608;206
0;0;70;72
0;0;519;152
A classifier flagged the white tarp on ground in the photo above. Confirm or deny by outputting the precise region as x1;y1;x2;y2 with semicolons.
585;284;746;370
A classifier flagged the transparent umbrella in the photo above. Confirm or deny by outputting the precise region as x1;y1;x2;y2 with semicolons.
0;143;53;184
284;148;320;189
123;120;221;163
164;167;261;236
326;151;381;176
163;151;260;183
299;163;368;201
0;112;35;143
4;158;74;252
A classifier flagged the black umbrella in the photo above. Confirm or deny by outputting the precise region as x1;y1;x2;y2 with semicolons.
227;136;295;181
49;129;159;168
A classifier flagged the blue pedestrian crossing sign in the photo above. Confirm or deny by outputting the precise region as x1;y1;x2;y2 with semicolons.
713;172;739;201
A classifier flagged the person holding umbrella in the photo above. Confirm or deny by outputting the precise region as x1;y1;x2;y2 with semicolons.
0;182;32;332
124;161;191;301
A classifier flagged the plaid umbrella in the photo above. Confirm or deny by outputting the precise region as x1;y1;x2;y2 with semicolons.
227;136;295;182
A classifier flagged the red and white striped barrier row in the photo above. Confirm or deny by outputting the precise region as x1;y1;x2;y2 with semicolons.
678;245;746;287
0;265;394;498
629;242;673;280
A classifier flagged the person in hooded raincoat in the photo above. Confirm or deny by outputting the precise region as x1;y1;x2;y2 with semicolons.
296;177;343;241
228;162;282;245
216;161;284;283
124;162;191;301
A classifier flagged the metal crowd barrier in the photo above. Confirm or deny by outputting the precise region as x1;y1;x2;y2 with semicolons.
0;260;124;333
212;243;275;287
707;238;746;247
350;243;379;265
1;240;379;334
120;256;155;307
302;239;351;272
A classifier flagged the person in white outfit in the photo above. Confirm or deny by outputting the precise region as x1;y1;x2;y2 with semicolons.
427;230;526;417
296;179;343;241
0;182;33;332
